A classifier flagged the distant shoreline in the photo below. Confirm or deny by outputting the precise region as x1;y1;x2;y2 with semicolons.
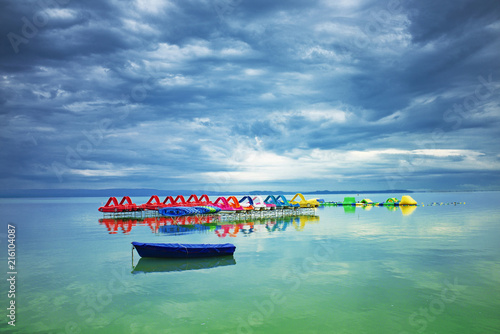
0;188;496;198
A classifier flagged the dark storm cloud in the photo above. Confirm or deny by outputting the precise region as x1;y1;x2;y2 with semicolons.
406;0;500;44
1;0;499;191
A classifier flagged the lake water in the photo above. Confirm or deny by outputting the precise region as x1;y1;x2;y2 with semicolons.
0;192;499;334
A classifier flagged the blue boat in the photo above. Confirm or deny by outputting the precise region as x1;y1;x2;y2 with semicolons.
132;242;236;258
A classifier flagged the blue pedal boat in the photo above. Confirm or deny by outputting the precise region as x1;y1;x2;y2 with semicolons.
132;242;236;259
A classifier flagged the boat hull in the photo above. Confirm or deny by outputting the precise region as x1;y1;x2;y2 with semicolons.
132;242;236;258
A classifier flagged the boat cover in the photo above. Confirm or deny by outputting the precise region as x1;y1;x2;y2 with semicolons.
158;207;198;216
132;242;236;258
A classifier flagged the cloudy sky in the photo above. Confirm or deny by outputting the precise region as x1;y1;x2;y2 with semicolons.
1;0;499;193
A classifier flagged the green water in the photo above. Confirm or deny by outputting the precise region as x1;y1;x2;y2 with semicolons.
0;192;499;333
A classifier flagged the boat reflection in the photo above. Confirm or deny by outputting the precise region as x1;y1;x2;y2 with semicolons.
190;215;319;237
99;214;319;236
400;205;417;216
99;215;217;234
344;205;356;214
132;256;236;274
158;223;217;236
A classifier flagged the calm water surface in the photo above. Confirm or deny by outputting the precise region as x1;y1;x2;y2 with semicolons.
0;192;499;334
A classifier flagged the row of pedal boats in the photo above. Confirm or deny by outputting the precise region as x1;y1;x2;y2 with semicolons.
99;193;321;214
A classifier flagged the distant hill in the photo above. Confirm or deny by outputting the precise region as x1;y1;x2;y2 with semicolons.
0;188;414;198
304;190;413;195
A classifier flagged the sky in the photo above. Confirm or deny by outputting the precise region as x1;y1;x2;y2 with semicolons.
0;0;499;193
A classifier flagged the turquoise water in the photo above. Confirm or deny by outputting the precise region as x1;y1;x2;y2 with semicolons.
0;192;499;334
